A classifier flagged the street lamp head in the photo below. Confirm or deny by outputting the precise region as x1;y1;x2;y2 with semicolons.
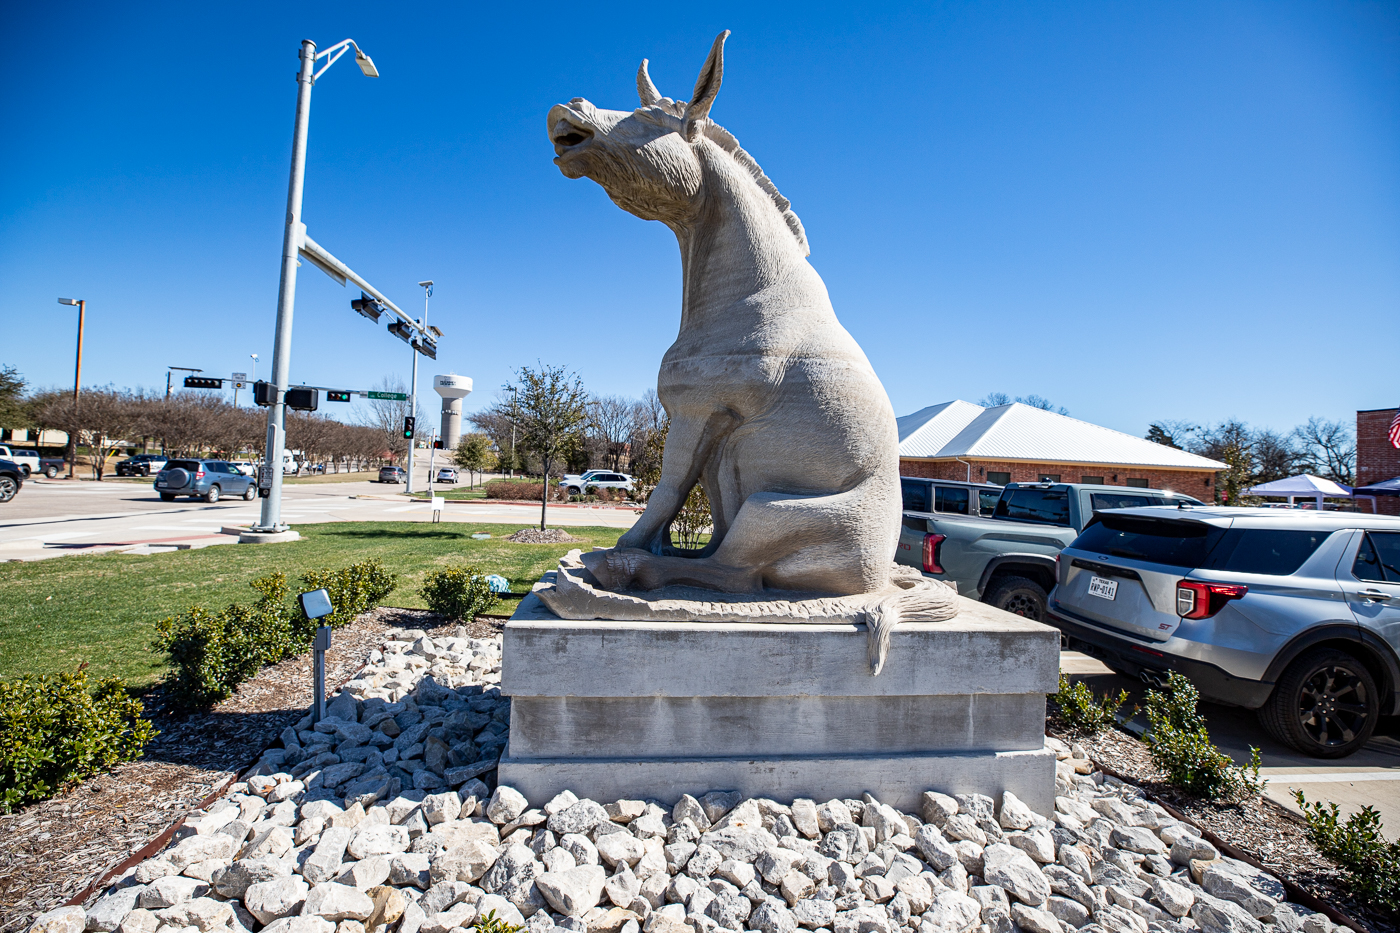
58;298;80;306
418;280;433;288
355;49;379;77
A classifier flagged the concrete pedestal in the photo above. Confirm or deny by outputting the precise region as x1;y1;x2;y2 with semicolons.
498;578;1059;813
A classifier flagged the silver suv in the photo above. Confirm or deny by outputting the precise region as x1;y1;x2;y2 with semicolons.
154;459;257;502
1047;506;1400;758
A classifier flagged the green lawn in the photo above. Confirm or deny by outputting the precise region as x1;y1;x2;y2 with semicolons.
0;521;621;688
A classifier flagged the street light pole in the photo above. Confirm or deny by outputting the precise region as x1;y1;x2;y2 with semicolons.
502;383;518;479
57;298;85;479
253;39;318;533
252;38;378;533
405;281;432;495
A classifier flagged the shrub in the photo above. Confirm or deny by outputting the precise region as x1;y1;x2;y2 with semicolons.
301;559;397;630
1052;673;1129;734
0;664;156;812
420;565;500;621
485;479;564;501
1144;672;1264;800
1294;791;1400;915
154;561;398;710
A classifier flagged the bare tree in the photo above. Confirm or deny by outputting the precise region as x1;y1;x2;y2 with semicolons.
1294;417;1356;485
589;395;642;472
978;392;1068;415
507;364;590;530
360;377;420;462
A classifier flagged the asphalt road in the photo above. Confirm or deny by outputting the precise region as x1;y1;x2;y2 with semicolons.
1063;651;1400;840
4;469;1395;838
0;467;639;560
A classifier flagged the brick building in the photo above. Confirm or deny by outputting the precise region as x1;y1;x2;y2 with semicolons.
1357;407;1400;516
898;400;1224;498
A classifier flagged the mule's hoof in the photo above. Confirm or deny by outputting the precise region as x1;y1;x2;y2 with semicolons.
580;547;647;591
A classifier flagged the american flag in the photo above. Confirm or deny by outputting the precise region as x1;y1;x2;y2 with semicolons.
1391;408;1400;449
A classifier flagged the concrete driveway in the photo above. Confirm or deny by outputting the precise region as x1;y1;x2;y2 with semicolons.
1062;651;1400;840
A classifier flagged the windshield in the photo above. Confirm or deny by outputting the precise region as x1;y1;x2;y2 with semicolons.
995;488;1071;525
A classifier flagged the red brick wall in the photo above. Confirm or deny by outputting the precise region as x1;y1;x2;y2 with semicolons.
899;458;1216;499
1357;408;1400;516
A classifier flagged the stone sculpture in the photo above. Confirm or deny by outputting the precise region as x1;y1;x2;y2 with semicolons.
546;31;956;671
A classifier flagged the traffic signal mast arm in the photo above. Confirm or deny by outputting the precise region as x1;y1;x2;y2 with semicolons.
295;227;435;351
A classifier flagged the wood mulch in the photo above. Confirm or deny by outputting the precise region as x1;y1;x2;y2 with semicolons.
1049;718;1394;933
0;607;500;933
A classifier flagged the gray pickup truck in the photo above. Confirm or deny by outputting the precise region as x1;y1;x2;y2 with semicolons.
896;480;1204;620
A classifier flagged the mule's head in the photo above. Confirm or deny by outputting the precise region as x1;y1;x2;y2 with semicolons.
548;31;730;224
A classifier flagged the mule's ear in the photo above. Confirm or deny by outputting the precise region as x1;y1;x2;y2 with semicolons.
683;30;729;141
637;59;663;107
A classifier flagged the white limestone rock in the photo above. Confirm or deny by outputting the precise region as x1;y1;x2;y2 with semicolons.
488;786;529;825
244;876;310;925
303;882;376;922
980;844;1050;907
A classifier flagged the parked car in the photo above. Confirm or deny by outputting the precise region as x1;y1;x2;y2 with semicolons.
1047;506;1400;758
0;445;41;477
378;465;407;484
228;460;255;476
560;470;634;495
436;468;459;484
153;459;257;502
896;480;1205;620
0;459;24;502
115;454;169;477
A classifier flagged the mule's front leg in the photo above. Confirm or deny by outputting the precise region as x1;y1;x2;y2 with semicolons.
618;408;736;555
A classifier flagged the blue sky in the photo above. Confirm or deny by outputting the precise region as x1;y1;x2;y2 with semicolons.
2;1;1396;437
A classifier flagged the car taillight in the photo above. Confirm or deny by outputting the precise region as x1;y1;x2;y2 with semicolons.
195;469;205;478
1054;552;1062;582
922;533;946;574
1176;581;1247;619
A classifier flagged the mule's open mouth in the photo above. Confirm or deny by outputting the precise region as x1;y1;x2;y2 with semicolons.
552;119;594;153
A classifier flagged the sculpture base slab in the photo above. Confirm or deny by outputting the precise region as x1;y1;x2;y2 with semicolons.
499;580;1060;813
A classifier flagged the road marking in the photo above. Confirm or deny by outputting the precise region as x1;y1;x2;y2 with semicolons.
1264;771;1400;784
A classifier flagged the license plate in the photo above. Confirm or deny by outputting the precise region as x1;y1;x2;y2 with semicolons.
1088;576;1118;600
156;481;167;487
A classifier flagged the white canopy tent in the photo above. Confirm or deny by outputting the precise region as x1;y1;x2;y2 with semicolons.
1245;474;1355;511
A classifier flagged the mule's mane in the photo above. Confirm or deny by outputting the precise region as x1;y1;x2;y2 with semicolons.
636;100;810;257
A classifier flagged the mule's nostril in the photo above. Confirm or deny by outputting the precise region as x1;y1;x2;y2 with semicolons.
556;132;588;147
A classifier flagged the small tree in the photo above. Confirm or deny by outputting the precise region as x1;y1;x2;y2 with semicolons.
507;365;589;530
0;366;32;433
454;433;496;488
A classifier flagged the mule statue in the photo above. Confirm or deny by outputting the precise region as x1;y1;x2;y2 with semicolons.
546;32;953;671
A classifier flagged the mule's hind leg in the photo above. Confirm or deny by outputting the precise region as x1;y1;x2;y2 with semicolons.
587;482;890;595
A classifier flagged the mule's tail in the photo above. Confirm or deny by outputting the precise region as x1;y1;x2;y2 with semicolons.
866;596;900;675
865;576;960;675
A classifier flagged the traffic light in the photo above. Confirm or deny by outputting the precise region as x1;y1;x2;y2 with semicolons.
326;390;351;403
433;439;444;450
253;381;276;406
184;376;223;389
286;387;319;412
351;292;383;322
403;417;415;439
387;321;414;344
414;335;437;360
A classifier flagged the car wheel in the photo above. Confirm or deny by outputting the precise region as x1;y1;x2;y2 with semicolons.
0;476;18;502
1260;649;1379;758
243;484;257;501
985;575;1048;621
20;465;31;477
44;465;59;478
159;493;176;501
205;485;221;503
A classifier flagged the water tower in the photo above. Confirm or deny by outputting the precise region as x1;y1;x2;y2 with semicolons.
433;374;473;450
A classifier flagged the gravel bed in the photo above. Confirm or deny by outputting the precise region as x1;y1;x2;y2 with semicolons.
0;609;466;933
30;630;1364;933
503;530;580;544
1048;725;1383;931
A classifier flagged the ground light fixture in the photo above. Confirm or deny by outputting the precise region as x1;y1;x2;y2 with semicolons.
299;587;335;721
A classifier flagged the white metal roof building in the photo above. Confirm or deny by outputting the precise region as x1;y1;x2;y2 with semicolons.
898;401;1225;493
